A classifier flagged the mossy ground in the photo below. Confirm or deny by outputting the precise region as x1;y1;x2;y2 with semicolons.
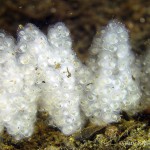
0;112;150;150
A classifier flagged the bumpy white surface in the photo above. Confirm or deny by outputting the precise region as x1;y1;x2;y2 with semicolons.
0;23;85;140
82;21;142;125
0;21;146;140
0;32;39;140
40;23;84;135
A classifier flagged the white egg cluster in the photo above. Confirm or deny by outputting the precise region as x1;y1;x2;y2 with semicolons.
37;23;85;135
0;20;148;140
0;23;85;140
0;32;39;140
82;21;142;125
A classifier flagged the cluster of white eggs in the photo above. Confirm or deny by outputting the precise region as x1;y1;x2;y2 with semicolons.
0;23;85;140
0;21;149;140
82;21;142;125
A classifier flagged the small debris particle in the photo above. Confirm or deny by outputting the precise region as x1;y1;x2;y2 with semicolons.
105;125;119;138
18;24;24;30
67;67;71;78
55;63;61;69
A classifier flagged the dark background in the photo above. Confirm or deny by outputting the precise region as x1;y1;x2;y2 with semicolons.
0;0;149;60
